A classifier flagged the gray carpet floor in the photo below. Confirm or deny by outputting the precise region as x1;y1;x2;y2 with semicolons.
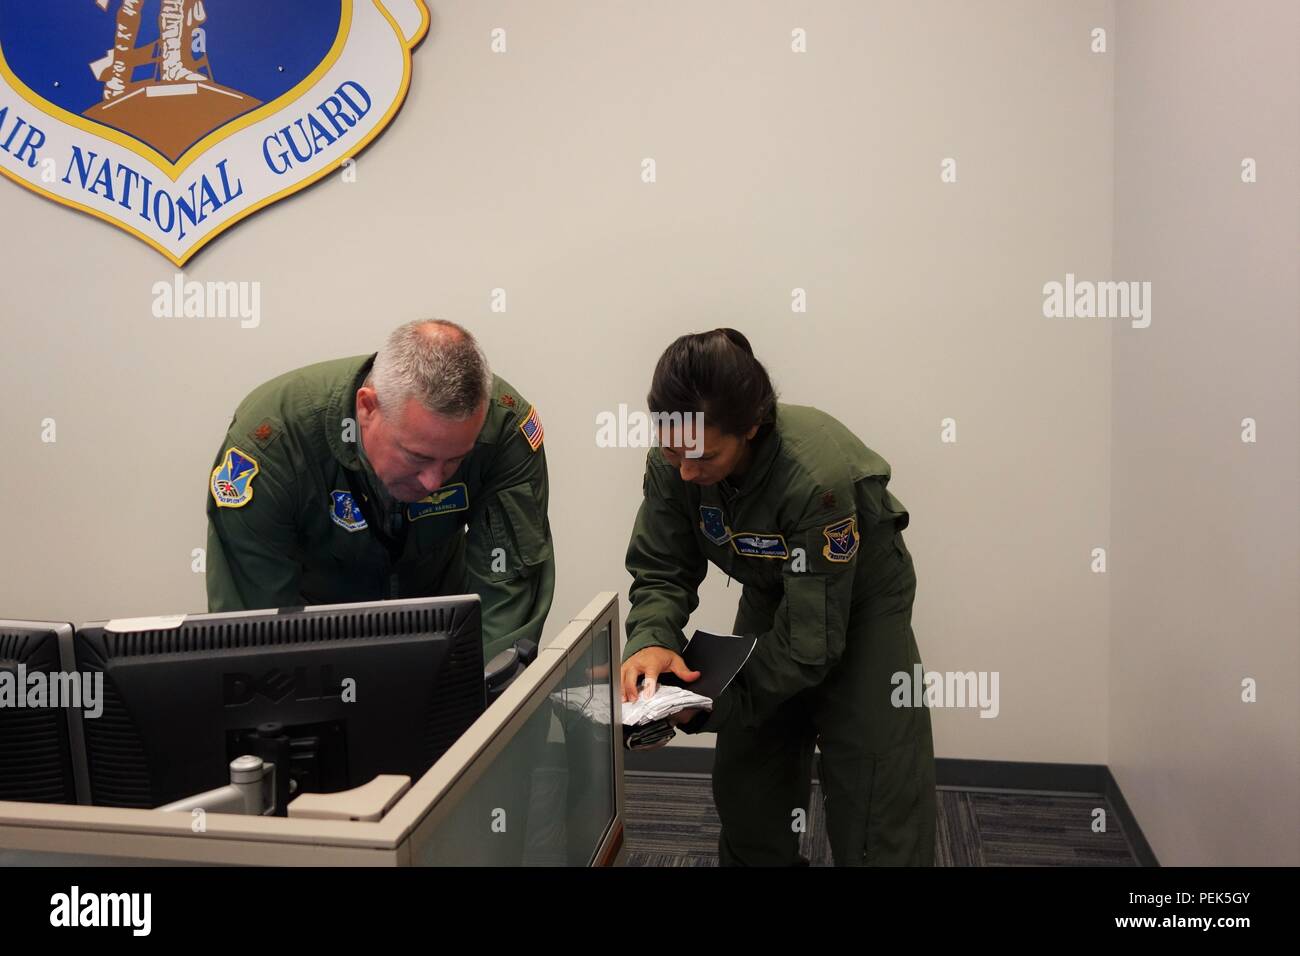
624;772;1140;866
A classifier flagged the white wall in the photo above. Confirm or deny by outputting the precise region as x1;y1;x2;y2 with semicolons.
0;0;1116;768
8;0;1292;866
1109;0;1300;865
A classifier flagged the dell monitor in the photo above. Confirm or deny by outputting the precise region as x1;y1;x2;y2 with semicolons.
73;595;485;810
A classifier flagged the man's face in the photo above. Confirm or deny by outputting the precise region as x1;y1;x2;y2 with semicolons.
657;423;757;486
356;388;487;503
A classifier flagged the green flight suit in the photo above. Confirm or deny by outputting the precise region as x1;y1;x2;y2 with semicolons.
623;404;936;866
205;352;555;662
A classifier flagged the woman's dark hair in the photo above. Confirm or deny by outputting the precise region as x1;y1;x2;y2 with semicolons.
648;328;777;437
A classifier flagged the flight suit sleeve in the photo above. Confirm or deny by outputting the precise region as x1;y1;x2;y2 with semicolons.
685;501;861;735
622;450;708;662
205;438;302;612
462;420;554;663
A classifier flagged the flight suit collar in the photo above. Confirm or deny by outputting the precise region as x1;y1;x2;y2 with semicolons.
325;353;378;470
719;411;781;499
323;352;397;508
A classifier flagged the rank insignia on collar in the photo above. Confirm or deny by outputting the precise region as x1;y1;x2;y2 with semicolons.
519;405;544;451
330;490;368;532
731;532;789;559
822;516;859;563
210;447;259;508
407;483;469;520
699;505;732;546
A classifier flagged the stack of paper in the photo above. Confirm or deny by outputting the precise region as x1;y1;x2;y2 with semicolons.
621;683;713;727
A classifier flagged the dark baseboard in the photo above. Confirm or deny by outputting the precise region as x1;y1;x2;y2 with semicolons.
1103;766;1160;867
625;745;717;775
625;749;1159;866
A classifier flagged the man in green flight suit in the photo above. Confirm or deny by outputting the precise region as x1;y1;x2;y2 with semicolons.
621;329;937;866
205;319;554;663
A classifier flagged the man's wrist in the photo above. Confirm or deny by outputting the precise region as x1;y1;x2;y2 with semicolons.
621;630;684;663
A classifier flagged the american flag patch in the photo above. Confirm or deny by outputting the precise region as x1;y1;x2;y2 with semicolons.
519;405;544;451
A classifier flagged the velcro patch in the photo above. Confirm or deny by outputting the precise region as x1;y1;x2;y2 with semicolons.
330;490;368;532
519;405;544;452
407;483;469;520
822;516;859;563
210;447;259;508
730;532;788;559
699;505;732;546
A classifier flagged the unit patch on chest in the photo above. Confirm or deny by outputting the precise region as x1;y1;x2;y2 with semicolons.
330;490;368;532
699;505;732;546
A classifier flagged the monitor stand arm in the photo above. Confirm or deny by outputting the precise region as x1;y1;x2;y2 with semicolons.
157;755;278;816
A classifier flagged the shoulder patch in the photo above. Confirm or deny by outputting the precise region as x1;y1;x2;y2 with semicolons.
822;516;859;563
211;447;260;509
518;405;544;452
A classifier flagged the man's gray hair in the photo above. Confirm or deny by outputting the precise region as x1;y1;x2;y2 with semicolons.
368;319;492;420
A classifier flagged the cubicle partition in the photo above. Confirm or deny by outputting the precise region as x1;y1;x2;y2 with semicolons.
0;593;625;866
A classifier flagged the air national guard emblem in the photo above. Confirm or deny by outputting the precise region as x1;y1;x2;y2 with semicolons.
698;505;731;546
210;446;258;507
406;482;468;521
330;489;367;531
822;516;859;563
0;1;429;264
731;533;789;560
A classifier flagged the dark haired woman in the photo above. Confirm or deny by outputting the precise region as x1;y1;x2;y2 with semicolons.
621;328;936;866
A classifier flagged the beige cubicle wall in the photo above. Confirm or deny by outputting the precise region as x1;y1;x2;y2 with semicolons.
0;593;625;867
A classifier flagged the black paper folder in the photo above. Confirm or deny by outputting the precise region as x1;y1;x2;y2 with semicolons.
656;629;757;699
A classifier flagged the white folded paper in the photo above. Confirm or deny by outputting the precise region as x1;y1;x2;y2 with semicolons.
621;683;713;727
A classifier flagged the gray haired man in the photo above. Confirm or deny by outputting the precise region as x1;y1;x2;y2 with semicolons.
205;319;554;661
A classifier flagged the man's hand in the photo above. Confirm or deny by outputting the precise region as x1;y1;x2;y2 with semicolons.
620;646;701;703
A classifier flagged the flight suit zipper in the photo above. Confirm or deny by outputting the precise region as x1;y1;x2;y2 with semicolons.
719;478;740;588
342;465;408;600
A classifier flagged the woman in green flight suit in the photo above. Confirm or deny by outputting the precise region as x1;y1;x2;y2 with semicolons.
620;328;937;866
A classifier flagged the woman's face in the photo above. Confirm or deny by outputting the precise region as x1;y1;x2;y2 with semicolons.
657;422;758;486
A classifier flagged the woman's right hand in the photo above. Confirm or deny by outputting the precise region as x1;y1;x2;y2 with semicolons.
620;646;701;703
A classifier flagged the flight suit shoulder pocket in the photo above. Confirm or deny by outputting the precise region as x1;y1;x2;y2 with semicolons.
785;573;828;667
493;481;552;572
